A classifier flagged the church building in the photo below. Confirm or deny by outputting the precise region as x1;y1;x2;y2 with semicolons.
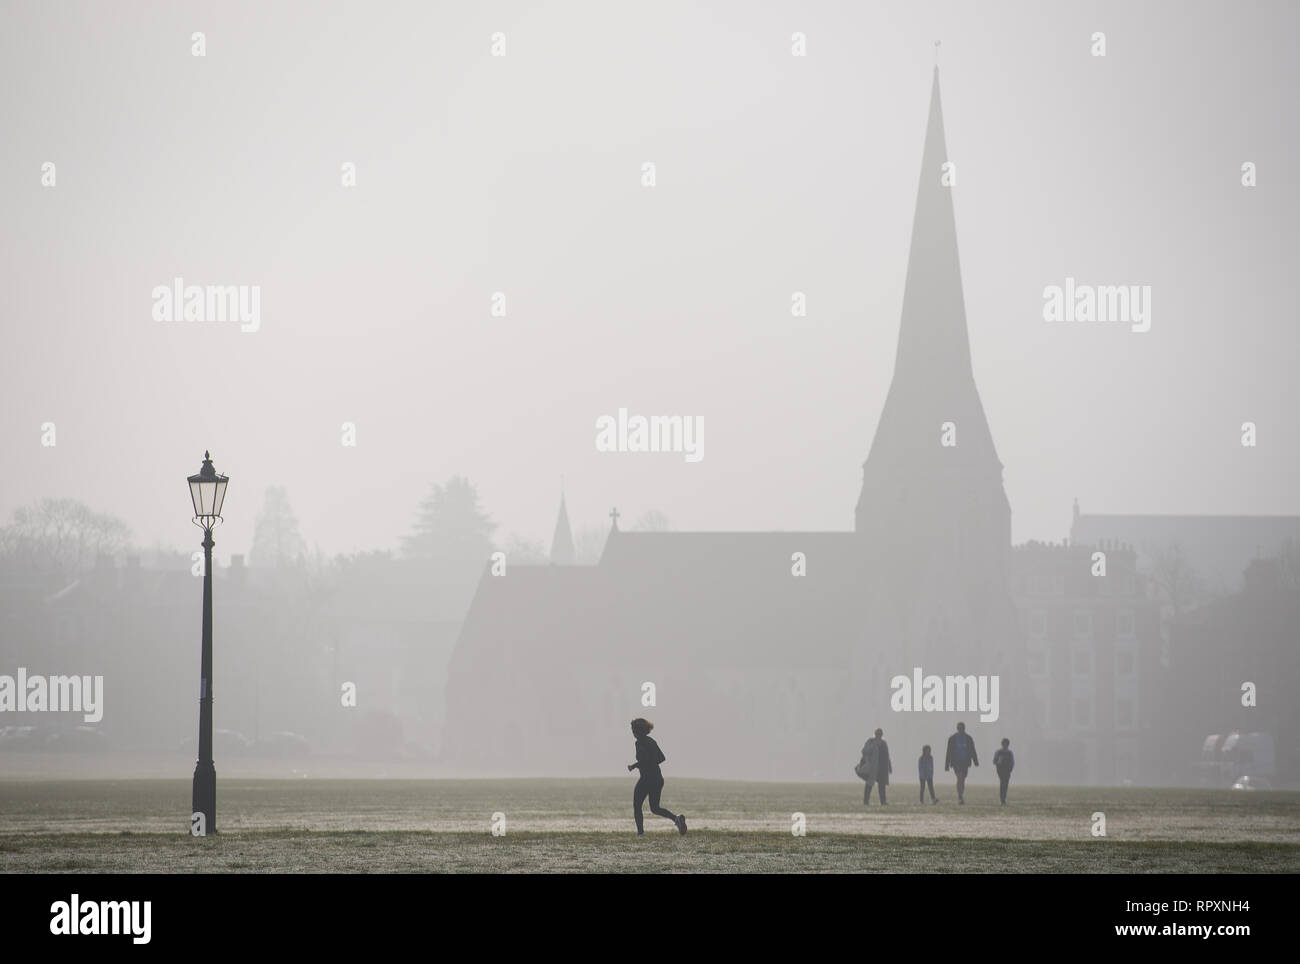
442;69;1030;780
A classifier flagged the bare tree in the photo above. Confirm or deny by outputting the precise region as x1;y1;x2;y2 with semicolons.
573;524;609;565
1149;542;1208;620
1148;542;1209;667
1276;537;1300;591
0;497;131;575
633;509;671;532
502;534;548;565
566;512;666;564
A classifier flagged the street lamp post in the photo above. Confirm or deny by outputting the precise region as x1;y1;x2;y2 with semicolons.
188;451;228;835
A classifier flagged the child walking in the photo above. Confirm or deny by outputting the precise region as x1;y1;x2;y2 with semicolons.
918;744;937;803
993;738;1015;805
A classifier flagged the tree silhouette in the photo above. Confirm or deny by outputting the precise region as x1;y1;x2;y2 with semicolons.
401;476;496;567
502;533;548;565
633;509;671;532
0;497;131;576
1150;543;1208;622
250;486;307;567
573;523;608;565
1276;537;1300;591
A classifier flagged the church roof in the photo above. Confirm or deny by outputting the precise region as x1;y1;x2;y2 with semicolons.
442;67;1026;779
451;530;867;676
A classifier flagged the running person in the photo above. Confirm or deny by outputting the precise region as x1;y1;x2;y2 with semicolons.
627;718;687;836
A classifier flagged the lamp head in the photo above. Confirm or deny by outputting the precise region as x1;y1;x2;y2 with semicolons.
188;451;229;522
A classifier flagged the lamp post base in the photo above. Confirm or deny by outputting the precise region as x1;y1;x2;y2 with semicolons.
192;761;217;835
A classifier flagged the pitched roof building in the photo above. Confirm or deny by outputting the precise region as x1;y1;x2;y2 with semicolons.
442;69;1030;780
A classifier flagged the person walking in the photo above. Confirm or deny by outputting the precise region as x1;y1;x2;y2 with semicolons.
993;738;1015;806
918;744;937;804
944;722;979;804
857;733;877;803
862;727;891;805
627;718;686;836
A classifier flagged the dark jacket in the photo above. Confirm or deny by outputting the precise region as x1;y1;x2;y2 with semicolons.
918;753;934;781
871;739;892;785
993;748;1015;775
945;731;979;771
633;735;666;778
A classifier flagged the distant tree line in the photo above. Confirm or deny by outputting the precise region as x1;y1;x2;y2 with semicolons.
0;497;131;577
0;479;671;578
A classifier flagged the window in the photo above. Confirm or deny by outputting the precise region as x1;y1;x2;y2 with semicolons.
1027;650;1046;676
1116;650;1134;676
1074;610;1092;636
1117;609;1135;637
1073;648;1092;677
1029;610;1047;637
1074;697;1092;728
1116;698;1134;729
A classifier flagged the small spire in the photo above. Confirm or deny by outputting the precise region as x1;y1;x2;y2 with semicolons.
549;488;575;565
933;40;941;69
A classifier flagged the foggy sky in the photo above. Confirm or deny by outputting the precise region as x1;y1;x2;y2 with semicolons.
2;0;1297;561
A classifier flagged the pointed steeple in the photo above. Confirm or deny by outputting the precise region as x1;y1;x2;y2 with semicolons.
549;487;575;565
892;67;976;391
856;66;1007;537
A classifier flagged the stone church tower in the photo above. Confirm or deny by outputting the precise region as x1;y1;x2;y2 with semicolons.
854;67;1026;734
442;69;1031;779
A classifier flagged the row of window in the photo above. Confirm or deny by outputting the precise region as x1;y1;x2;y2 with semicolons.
1028;609;1136;637
1015;571;1139;596
1069;696;1134;730
1026;647;1136;678
1041;694;1136;730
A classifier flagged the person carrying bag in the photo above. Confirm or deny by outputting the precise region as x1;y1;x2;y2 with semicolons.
856;734;879;804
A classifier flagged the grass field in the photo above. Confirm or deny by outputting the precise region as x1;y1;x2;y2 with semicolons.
2;778;1297;873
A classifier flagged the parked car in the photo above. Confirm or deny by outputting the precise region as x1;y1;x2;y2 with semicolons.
1231;775;1274;791
1197;730;1277;788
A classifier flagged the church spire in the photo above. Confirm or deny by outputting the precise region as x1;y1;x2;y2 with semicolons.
891;65;976;392
856;66;1007;536
549;486;575;565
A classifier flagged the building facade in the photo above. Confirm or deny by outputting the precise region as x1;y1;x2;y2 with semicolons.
1011;541;1160;784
